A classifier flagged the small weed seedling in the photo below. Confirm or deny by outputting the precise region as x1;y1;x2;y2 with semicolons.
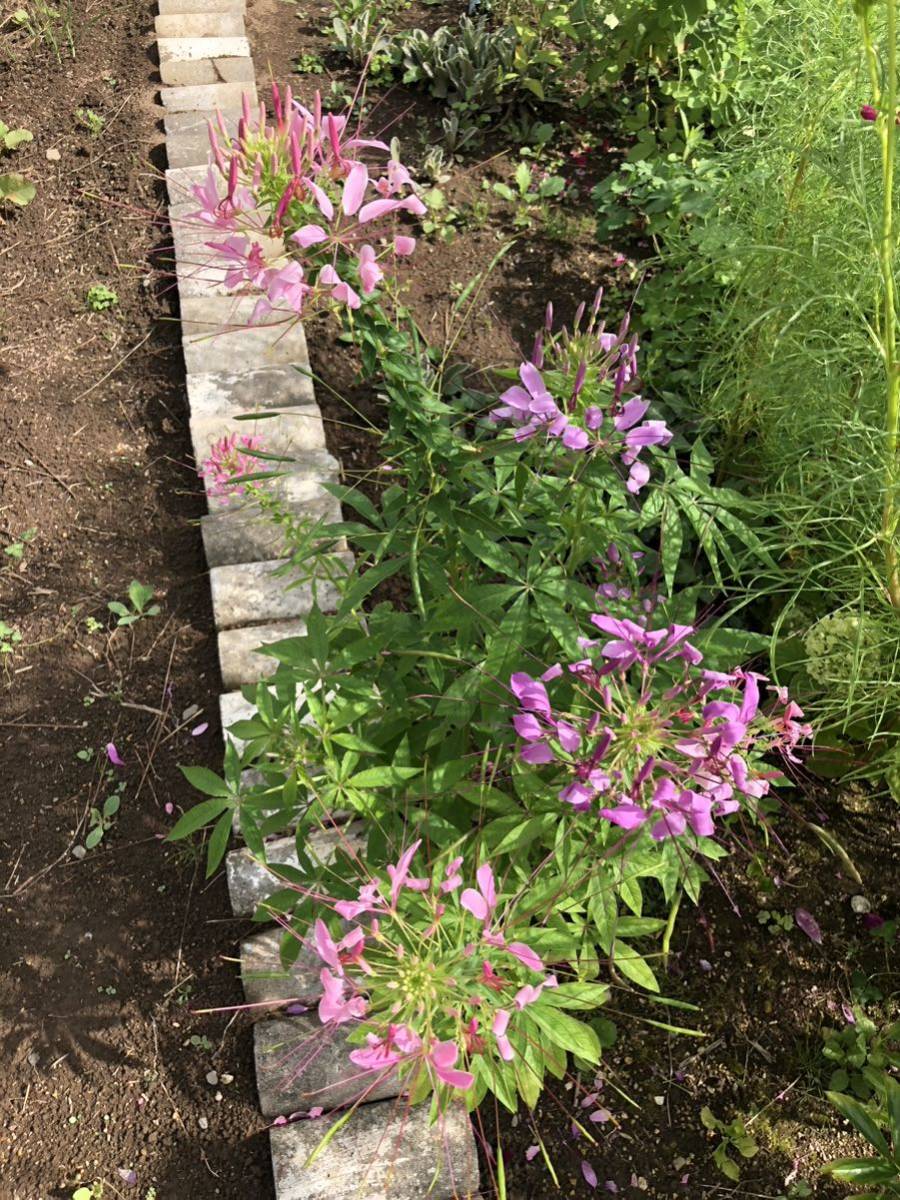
0;621;23;655
490;159;566;229
86;778;124;849
75;107;104;138
756;908;795;935
822;1007;900;1099
293;51;325;74
108;580;159;627
86;284;117;311
700;1107;759;1182
0;119;35;209
3;527;36;561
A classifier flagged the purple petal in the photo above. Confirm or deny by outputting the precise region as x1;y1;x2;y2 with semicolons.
105;742;125;767
525;1145;540;1162
582;1160;598;1189
117;1168;138;1187
794;907;823;944
191;722;209;736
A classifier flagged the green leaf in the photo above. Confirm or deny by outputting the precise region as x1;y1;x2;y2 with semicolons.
611;940;659;992
128;581;155;612
0;172;35;206
84;824;104;849
168;797;230;840
181;765;230;796
3;127;32;149
346;765;422;788
458;528;522;578
826;1092;891;1157
823;1159;899;1184
102;794;120;819
206;810;233;877
528;1005;601;1063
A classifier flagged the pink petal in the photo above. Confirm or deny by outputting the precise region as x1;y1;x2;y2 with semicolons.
106;742;124;767
582;1160;598;1188
342;162;369;216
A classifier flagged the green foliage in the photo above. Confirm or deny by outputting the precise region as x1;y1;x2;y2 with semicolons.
0;621;23;655
173;286;770;1011
330;11;394;74
400;17;518;148
623;0;900;780
489;158;566;228
824;1076;900;1198
700;1106;759;1182
86;284;118;311
0;117;35;208
107;580;159;627
822;1010;900;1100
75;107;104;138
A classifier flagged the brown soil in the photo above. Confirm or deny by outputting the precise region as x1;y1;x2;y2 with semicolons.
0;4;273;1197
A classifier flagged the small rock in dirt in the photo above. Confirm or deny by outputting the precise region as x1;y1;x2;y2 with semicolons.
71;845;87;860
214;1091;223;1102
198;1116;209;1130
27;1050;40;1067
182;704;201;722
219;1073;233;1085
851;895;872;914
205;1070;218;1085
46;148;61;161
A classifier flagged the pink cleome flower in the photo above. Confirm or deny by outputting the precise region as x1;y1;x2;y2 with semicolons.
198;432;265;503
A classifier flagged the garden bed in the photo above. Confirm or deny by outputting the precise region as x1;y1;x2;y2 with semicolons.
237;4;899;1198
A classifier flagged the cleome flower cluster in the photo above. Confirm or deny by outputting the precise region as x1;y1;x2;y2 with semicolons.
489;290;672;493
297;844;604;1113
510;586;812;840
186;85;426;320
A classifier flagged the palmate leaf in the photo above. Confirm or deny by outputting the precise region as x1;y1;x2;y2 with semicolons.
0;172;35;206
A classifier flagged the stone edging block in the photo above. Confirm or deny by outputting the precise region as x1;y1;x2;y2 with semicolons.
217;618;308;689
270;1100;481;1200
255;1016;401;1116
160;81;257;112
226;822;366;917
209;553;351;630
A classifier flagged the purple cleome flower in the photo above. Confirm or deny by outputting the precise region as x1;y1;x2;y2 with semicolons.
489;292;673;493
510;602;812;841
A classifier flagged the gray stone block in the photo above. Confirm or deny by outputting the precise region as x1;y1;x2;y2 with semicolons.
269;1100;481;1200
160;81;256;112
155;13;246;37
218;618;308;689
209;553;351;630
186;364;316;418
159;35;250;61
158;0;244;12
179;295;310;376
201;485;342;566
160;55;255;88
255;1016;401;1116
190;406;326;472
241;927;322;1006
164;111;239;168
226;823;366;916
